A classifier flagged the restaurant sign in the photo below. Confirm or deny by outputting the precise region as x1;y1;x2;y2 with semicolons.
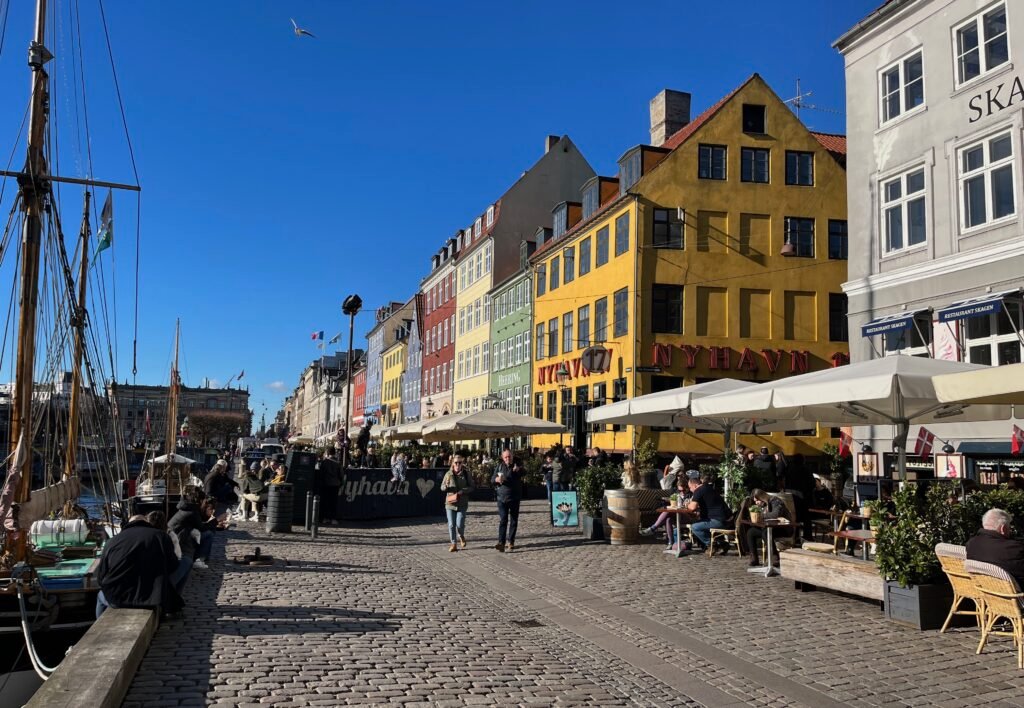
650;344;847;373
536;348;614;385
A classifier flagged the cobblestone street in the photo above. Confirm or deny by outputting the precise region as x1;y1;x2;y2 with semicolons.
125;500;1024;707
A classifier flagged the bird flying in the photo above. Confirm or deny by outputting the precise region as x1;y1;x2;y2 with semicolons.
290;18;316;38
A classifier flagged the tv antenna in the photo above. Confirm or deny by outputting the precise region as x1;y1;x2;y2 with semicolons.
783;79;844;122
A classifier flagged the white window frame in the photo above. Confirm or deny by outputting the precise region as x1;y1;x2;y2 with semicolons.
964;302;1024;365
457;351;465;380
481;345;489;374
486;205;495;226
879;49;925;125
475;217;483;236
953;3;1010;89
880;165;928;255
957;129;1017;233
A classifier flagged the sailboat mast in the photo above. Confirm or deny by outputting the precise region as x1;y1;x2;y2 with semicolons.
164;320;180;519
11;0;51;507
64;192;91;480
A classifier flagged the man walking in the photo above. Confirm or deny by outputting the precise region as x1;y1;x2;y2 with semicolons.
493;448;523;553
317;448;343;525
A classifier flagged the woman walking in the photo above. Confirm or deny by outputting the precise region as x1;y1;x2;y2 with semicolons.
441;455;472;552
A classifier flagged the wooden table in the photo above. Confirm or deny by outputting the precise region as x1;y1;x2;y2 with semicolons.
831;529;876;560
740;519;795;577
653;507;698;558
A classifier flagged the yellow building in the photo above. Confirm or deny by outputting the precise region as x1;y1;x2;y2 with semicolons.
381;340;407;427
531;75;849;458
452;234;493;415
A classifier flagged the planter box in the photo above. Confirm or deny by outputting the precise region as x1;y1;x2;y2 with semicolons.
580;512;604;541
884;580;954;631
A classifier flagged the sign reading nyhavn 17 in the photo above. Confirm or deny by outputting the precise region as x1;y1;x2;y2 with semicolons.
968;74;1024;123
649;343;846;373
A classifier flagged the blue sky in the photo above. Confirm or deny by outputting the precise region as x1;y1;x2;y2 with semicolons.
0;0;879;427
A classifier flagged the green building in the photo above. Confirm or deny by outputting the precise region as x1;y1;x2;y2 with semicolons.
488;242;536;415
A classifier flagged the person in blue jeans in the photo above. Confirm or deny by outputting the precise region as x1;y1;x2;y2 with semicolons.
441;455;472;551
492;448;523;553
683;470;730;553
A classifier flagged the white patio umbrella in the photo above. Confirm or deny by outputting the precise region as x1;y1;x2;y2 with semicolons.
585;378;804;454
421;409;564;442
691;355;1012;480
151;453;196;465
384;421;426;441
933;362;1024;406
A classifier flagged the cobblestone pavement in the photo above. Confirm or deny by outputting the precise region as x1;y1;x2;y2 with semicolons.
125;500;1024;707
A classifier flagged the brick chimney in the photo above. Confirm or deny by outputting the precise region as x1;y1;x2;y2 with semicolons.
544;135;561;154
649;89;691;147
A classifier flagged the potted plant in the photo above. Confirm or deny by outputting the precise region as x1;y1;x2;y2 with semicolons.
575;463;621;541
632;438;659;488
862;499;886;530
748;504;763;524
875;482;968;630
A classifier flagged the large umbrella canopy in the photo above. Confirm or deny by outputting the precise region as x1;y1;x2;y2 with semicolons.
586;378;781;431
151;453;196;465
933;362;1024;406
421;409;564;442
383;421;425;441
691;355;1012;479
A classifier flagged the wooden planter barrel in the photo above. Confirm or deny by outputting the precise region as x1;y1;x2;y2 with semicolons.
604;489;640;545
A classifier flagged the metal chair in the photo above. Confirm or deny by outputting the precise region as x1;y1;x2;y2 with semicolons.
935;543;982;633
964;559;1024;668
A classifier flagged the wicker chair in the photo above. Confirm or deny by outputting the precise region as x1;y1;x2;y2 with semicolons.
964;559;1024;668
935;543;982;633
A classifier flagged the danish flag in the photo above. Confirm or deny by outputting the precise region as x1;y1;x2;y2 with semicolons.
1012;425;1024;456
914;427;935;458
838;428;853;459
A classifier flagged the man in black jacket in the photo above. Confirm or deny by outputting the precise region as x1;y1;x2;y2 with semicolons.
492;448;523;553
96;515;181;618
966;508;1024;588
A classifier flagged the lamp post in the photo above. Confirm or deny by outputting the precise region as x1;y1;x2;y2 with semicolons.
555;365;570;447
341;294;362;469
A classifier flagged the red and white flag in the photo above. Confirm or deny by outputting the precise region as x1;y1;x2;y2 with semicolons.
915;427;935;458
838;428;853;459
1012;424;1024;456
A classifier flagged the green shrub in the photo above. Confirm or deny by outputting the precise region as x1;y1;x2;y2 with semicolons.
575;463;622;516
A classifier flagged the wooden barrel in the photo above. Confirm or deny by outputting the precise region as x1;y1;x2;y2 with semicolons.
604;489;640;545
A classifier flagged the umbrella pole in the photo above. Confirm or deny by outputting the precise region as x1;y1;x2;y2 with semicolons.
721;423;733;498
895;392;908;484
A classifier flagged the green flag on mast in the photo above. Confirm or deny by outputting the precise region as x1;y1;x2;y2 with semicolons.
95;190;113;255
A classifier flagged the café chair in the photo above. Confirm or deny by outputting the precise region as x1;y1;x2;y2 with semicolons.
707;526;737;557
935;543;982;633
964;560;1024;668
804;511;849;554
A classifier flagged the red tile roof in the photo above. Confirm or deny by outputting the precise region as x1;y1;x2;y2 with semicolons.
810;131;846;155
659;76;754;150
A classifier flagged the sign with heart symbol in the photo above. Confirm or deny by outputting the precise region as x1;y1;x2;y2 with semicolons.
416;478;435;498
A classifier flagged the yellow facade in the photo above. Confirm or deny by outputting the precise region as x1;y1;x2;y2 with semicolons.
532;75;848;457
452;238;494;415
531;201;639;452
381;340;407;427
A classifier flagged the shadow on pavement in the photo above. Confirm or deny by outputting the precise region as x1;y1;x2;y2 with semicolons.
213;606;406;636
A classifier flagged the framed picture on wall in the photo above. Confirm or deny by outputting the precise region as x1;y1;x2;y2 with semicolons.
935;453;964;479
856;452;879;482
551;490;579;527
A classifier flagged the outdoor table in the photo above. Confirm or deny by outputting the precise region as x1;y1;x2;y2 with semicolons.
653;507;698;558
831;529;876;560
740;519;794;577
808;507;843;533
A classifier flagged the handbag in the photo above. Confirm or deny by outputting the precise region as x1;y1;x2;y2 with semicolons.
445;492;460;505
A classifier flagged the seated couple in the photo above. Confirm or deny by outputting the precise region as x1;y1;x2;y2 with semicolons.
641;470;730;554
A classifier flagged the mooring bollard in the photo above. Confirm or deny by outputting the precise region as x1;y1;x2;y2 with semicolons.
305;491;313;531
311;495;320;539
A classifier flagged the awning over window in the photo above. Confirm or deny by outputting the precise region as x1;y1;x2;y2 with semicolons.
861;309;930;337
937;289;1021;323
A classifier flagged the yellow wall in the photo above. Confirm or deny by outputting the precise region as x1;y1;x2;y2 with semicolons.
452;238;494;414
531;75;848;457
381;341;407;427
531;201;639;452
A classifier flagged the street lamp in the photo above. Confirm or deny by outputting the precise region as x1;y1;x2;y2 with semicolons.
555;365;570;447
341;294;362;469
425;396;434;419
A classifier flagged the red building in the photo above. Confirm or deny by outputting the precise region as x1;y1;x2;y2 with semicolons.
420;236;459;418
350;367;367;429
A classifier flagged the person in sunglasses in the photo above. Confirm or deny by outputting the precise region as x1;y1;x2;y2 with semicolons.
441;455;473;552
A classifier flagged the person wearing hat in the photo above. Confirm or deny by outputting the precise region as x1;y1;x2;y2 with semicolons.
239;462;267;521
684;470;730;553
660;456;684;490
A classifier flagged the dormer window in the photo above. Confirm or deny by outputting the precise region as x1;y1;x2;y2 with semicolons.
552;203;568;238
619;149;642;195
486;205;495;226
467;226;474;241
582;179;599;219
474;217;483;236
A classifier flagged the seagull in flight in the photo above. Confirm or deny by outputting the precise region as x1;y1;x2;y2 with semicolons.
290;18;316;38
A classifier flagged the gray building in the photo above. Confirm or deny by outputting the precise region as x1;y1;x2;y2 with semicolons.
403;295;423;423
363;300;412;424
837;0;1023;471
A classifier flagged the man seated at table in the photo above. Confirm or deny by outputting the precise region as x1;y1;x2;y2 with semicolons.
746;489;792;567
966;508;1024;588
684;470;730;554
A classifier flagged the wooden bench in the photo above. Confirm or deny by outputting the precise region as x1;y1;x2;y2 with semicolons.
26;608;157;708
779;548;885;603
